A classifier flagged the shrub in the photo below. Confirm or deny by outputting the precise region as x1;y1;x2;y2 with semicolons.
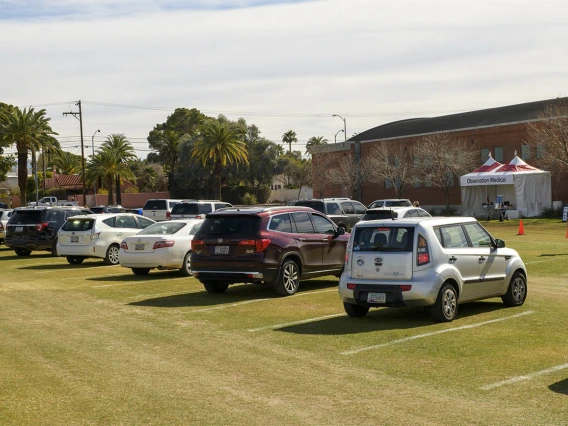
540;206;563;219
241;193;258;205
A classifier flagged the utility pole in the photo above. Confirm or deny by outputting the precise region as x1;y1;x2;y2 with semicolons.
63;100;86;205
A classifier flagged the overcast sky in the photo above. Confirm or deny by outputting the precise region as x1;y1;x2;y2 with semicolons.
1;0;567;158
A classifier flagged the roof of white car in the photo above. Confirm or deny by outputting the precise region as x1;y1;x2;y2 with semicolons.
355;216;478;228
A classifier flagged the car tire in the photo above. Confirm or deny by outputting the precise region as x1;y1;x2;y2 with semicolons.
66;256;84;265
103;244;120;265
132;268;150;276
431;282;458;322
15;248;32;256
343;302;369;318
51;239;59;257
501;271;527;307
180;251;192;277
202;280;229;294
273;259;300;296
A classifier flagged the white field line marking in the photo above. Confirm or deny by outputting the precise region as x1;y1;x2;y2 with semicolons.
248;313;345;332
480;363;568;390
341;310;535;355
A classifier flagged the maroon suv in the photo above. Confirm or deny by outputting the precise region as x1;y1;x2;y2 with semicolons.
191;206;349;296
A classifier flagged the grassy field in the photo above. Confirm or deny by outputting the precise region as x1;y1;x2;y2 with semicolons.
1;218;567;425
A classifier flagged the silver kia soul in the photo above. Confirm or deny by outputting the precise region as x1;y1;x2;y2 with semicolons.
338;216;527;322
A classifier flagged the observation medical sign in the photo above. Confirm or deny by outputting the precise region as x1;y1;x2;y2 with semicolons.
459;174;514;187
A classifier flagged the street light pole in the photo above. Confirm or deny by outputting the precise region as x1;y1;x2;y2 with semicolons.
91;129;100;201
332;114;347;141
335;129;344;144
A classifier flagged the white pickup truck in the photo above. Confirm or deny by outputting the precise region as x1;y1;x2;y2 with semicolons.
28;196;79;207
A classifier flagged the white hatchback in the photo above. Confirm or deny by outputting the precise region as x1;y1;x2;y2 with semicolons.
57;213;156;265
119;219;204;276
339;216;527;322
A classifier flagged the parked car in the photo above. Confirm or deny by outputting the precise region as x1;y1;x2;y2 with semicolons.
142;199;183;221
170;200;233;220
119;219;204;276
0;201;8;209
5;206;91;256
191;206;349;296
0;208;14;244
57;213;156;265
27;196;79;207
90;205;126;214
367;199;413;209
293;198;366;231
338;216;527;322
360;206;431;221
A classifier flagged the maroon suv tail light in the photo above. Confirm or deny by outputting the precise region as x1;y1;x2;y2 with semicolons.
416;235;430;266
238;239;271;252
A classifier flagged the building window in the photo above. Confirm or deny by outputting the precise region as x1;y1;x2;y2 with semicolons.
494;147;503;162
481;148;490;163
520;144;530;160
536;144;545;159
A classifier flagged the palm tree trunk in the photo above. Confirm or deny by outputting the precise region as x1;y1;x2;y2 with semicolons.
215;161;222;200
115;174;121;205
107;177;114;205
17;150;28;206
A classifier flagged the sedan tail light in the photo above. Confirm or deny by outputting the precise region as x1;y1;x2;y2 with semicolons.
153;240;175;249
120;241;128;250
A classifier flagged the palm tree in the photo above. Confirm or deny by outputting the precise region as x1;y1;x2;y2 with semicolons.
156;129;182;189
282;130;297;154
191;119;248;200
305;136;328;154
86;147;136;205
0;107;58;205
99;134;137;205
51;150;81;175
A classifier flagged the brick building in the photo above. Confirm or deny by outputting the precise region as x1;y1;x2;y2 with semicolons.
311;97;568;208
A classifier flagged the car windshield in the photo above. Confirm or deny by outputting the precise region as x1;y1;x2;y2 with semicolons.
198;215;260;238
62;218;95;231
137;222;187;235
352;226;414;252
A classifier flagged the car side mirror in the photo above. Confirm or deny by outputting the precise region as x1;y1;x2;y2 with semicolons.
494;238;505;248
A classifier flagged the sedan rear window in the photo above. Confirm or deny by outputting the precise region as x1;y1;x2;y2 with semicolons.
353;226;414;252
143;200;167;210
63;219;95;232
137;222;186;235
198;216;260;238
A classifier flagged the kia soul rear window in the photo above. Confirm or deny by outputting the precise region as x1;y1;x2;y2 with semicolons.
353;226;414;252
198;216;261;239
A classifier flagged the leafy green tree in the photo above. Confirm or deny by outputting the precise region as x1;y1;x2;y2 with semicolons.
0;153;16;182
305;136;328;154
282;130;297;154
0;107;59;205
191;119;248;200
171;138;217;199
154;129;184;189
99;134;137;205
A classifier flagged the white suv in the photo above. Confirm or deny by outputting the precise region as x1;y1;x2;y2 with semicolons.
57;213;156;265
339;216;527;322
170;200;233;220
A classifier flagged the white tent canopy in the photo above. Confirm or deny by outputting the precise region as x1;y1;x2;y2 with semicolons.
460;153;552;217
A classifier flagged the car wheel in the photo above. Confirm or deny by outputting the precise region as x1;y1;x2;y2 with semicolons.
501;271;527;307
132;268;150;276
273;259;300;296
15;248;32;256
431;282;458;322
66;256;80;265
51;239;59;257
179;251;192;277
343;302;369;318
104;244;120;265
202;280;229;294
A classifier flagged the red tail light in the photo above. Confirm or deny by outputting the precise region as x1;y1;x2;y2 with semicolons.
36;222;49;232
166;211;171;220
120;241;128;250
191;239;204;250
416;235;430;266
195;215;203;219
238;239;271;252
153;240;175;249
347;283;356;290
400;285;412;292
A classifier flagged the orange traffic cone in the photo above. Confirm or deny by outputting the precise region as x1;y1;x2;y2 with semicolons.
517;220;525;236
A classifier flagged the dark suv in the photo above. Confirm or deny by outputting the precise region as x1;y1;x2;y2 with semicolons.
293;198;366;232
191;206;349;296
5;206;90;256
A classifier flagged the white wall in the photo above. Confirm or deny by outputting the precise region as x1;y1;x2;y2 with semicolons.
270;187;313;202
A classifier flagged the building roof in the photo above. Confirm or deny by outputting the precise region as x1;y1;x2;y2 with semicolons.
56;174;83;190
351;97;568;143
